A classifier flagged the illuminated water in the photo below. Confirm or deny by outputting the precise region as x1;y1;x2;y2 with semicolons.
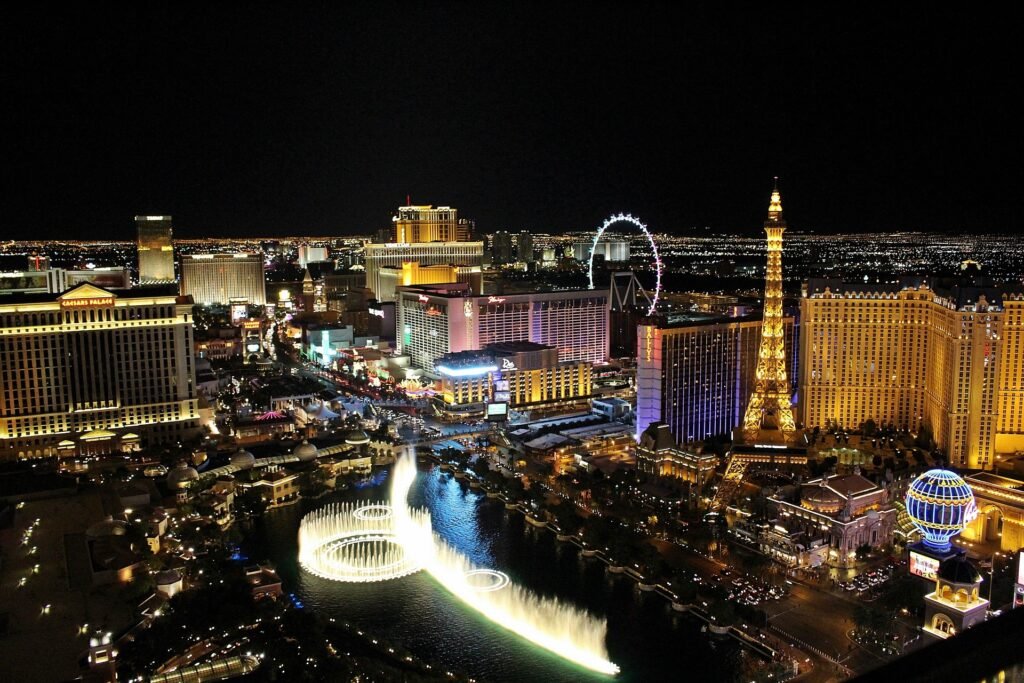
298;501;425;582
250;461;741;682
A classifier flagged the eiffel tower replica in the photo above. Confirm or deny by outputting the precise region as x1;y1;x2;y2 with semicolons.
711;181;801;510
742;179;796;444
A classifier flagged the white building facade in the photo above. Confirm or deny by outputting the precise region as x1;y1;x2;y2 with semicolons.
396;286;609;371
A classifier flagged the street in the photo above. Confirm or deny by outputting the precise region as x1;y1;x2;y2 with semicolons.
651;537;904;680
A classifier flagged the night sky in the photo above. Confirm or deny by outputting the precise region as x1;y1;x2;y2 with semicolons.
3;4;1022;239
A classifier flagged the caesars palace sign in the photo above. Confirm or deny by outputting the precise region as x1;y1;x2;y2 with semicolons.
60;296;115;309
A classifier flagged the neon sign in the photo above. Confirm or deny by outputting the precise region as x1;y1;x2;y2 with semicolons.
436;364;497;378
61;297;114;309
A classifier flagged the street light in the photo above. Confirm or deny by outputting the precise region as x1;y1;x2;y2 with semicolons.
988;551;1005;606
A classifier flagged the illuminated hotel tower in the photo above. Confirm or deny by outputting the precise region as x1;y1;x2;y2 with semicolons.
136;215;176;283
741;181;796;443
0;283;199;460
393;205;468;243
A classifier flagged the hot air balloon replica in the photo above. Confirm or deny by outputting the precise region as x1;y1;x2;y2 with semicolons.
905;468;979;552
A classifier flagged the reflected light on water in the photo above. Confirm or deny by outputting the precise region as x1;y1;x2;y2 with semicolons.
298;453;619;676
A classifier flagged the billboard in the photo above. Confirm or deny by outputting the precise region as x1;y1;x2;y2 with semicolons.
486;402;508;422
493;378;510;404
909;551;940;581
0;272;47;292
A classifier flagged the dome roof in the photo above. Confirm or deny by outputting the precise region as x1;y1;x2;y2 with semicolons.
156;569;182;585
938;553;982;585
87;516;127;538
230;450;256;469
801;483;844;514
344;429;370;446
167;461;200;488
293;440;319;462
905;469;978;551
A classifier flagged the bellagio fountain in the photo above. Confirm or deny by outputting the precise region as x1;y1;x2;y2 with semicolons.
298;452;619;676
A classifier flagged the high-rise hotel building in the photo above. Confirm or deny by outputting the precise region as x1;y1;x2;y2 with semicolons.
0;283;199;460
434;341;592;418
396;285;609;371
364;241;485;301
136;215;176;283
391;205;470;243
800;277;1024;469
180;253;267;306
375;262;483;303
635;313;798;444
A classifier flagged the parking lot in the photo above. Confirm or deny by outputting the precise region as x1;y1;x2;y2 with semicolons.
838;565;895;595
714;569;789;607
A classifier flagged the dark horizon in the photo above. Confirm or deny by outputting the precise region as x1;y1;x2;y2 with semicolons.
3;3;1022;240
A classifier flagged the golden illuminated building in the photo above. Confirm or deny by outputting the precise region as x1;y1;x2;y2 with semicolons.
742;181;796;443
435;341;592;418
800;279;1024;469
0;283;199;460
136;215;176;283
960;470;1024;552
636;422;717;488
393;205;469;243
768;473;896;567
376;261;482;303
364;241;485;301
921;553;988;641
180;253;267;306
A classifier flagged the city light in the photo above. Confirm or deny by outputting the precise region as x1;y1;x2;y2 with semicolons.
3;17;1021;679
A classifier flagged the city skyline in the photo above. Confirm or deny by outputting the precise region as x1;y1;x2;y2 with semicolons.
4;5;1023;239
3;6;1023;683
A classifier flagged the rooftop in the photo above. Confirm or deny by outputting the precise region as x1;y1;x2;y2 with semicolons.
651;308;800;331
0;282;184;306
805;276;1024;308
818;473;880;498
966;471;1024;492
485;340;554;354
398;285;606;301
524;433;572;451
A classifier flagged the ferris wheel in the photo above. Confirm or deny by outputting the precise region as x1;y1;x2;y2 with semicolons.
587;213;662;316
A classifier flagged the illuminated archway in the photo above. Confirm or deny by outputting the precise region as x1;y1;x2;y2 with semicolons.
981;504;1004;542
587;213;662;316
